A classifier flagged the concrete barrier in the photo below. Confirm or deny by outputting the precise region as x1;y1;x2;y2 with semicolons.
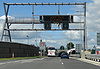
85;54;100;62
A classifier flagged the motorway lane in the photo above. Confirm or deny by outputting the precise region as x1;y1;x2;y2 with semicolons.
0;57;99;69
0;57;65;69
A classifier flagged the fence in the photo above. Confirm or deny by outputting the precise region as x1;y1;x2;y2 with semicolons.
0;42;39;58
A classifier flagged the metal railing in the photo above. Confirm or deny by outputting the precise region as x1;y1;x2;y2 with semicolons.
8;17;40;24
85;54;100;62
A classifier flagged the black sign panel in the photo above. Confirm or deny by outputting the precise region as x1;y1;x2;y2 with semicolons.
44;22;51;30
40;15;73;30
42;15;71;23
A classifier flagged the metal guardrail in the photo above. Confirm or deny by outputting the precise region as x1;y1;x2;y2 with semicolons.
85;54;100;62
8;17;40;24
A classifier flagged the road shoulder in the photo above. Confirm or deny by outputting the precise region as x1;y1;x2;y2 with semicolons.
70;57;100;67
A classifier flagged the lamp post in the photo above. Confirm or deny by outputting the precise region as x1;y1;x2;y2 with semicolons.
26;35;29;44
35;40;38;47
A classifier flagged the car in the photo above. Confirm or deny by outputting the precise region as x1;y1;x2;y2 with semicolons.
60;53;69;59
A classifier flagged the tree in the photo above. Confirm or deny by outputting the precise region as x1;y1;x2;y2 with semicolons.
60;46;65;50
66;42;74;50
91;45;96;54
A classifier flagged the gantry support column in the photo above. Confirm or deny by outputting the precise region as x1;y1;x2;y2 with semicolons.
1;3;11;42
83;2;87;51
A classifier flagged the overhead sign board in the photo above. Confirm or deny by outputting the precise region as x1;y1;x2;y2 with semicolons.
97;33;100;45
39;42;46;50
40;15;73;23
40;42;45;47
76;44;82;53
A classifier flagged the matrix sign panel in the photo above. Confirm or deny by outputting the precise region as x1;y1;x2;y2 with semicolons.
40;15;73;30
43;15;71;23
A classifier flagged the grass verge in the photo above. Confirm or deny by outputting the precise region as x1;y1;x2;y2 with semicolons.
0;56;45;61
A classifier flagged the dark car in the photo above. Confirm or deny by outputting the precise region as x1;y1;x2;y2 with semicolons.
60;53;69;59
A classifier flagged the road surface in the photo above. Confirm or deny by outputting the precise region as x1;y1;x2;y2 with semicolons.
0;57;99;69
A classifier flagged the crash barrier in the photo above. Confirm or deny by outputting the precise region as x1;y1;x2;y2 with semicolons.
0;42;39;58
85;54;100;62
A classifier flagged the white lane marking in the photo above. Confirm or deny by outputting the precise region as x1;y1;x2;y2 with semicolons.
0;63;6;65
62;62;64;64
59;59;64;65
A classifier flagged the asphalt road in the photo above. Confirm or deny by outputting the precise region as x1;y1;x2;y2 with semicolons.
0;57;99;69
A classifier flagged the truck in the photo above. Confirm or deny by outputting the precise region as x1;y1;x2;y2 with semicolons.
47;47;57;57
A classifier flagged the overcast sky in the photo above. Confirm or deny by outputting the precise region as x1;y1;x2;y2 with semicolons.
0;0;100;49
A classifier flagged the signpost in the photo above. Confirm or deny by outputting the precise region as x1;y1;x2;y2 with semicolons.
39;41;46;56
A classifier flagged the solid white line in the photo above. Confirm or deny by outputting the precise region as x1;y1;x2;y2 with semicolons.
0;63;6;65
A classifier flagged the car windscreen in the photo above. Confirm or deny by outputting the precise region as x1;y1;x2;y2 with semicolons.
48;48;55;50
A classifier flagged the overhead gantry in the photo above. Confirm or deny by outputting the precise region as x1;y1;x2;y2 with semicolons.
1;3;87;50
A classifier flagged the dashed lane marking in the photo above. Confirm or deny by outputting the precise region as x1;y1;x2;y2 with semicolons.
62;62;64;64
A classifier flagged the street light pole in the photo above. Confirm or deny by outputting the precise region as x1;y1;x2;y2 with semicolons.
35;40;38;46
27;35;29;44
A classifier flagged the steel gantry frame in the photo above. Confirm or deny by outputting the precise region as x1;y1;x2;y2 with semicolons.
1;4;11;42
1;3;87;51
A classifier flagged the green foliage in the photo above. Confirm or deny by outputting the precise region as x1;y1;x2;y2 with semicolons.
66;42;74;50
60;46;65;50
0;56;44;61
91;49;96;54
